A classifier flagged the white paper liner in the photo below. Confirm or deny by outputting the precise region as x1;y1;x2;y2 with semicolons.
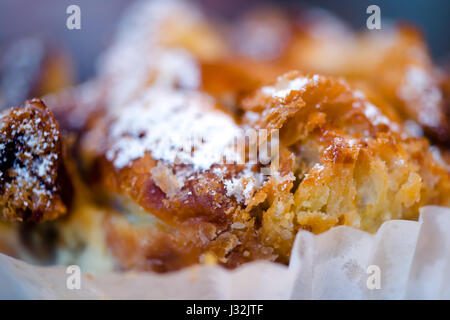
1;206;450;299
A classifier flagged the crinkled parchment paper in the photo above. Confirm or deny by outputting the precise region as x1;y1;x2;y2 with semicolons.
1;206;449;299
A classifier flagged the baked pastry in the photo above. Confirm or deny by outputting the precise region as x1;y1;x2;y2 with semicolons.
80;69;450;270
0;0;449;273
0;99;70;222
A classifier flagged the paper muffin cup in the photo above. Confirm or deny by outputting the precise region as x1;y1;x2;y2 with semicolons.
0;206;449;299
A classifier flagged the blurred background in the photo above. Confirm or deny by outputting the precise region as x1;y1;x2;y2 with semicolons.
0;0;449;83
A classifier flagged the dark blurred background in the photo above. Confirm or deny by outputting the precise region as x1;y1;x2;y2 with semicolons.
1;0;449;82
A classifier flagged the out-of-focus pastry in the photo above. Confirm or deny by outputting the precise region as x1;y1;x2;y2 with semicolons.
224;8;449;145
283;15;449;144
0;99;70;222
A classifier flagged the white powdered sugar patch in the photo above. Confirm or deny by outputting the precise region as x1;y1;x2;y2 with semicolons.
362;102;391;127
115;0;203;44
261;76;310;99
224;169;265;204
303;163;326;180
101;44;201;111
403;120;424;138
100;0;235;171
398;66;443;128
98;0;204;110
353;90;399;131
98;0;269;204
429;146;450;172
105;89;242;170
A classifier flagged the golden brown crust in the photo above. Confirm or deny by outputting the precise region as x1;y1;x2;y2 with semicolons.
85;71;450;270
243;72;450;238
93;156;278;271
0;99;69;222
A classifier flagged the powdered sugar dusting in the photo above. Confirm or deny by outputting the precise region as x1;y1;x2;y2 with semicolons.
353;90;398;130
98;0;270;203
98;0;203;110
105;89;242;170
0;107;59;213
224;169;265;204
101;45;201;111
261;76;310;99
398;66;443;128
100;0;239;170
